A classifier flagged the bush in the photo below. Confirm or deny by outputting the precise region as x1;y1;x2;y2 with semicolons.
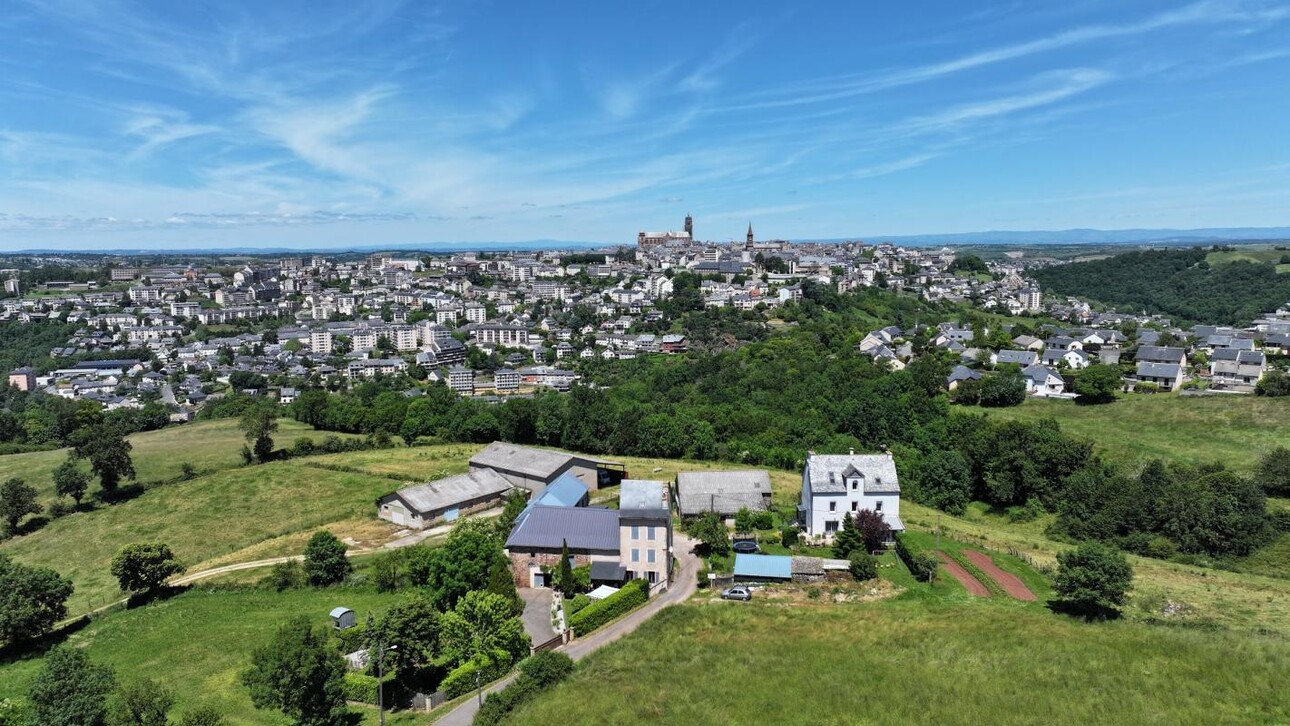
475;652;574;726
48;499;76;518
292;437;316;456
849;551;877;581
564;594;591;617
780;526;799;548
442;657;509;700
341;673;384;705
567;579;648;635
262;560;306;591
895;533;939;582
1054;541;1134;617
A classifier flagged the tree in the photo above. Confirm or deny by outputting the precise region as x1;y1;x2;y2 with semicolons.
409;519;504;609
1053;541;1133;617
496;490;528;535
241;617;348;726
440;591;531;668
689;512;729;556
853;509;892;553
106;679;173;726
71;424;135;495
303;531;351;586
176;707;226;726
110;543;184;594
372;592;440;681
554;539;576;597
53;456;90;505
1072;364;1122;404
1256;369;1290;397
0;477;41;534
979;369;1027;407
29;646;116;726
849;551;878;581
0;553;74;645
1257;447;1290;497
239;406;279;463
832;513;862;559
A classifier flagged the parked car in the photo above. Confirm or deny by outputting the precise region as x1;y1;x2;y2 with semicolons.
732;540;760;554
721;586;752;601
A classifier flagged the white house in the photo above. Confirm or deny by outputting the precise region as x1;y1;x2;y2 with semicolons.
1022;364;1066;396
798;452;902;540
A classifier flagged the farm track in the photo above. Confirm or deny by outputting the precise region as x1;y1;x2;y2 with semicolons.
936;551;989;597
965;550;1037;601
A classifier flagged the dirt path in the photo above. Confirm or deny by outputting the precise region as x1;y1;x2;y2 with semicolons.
936;551;989;597
965;550;1036;601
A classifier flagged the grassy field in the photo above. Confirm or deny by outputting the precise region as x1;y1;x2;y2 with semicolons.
1206;247;1290;267
0;456;402;615
513;597;1290;725
979;395;1290;474
0;418;356;502
0;586;423;725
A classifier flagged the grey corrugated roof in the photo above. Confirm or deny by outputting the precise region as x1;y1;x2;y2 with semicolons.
675;470;771;515
389;468;512;515
589;561;626;581
505;505;621;551
996;350;1037;365
1136;346;1186;364
805;454;899;494
471;442;575;479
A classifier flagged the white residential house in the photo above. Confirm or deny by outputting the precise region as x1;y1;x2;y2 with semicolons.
798;452;902;540
1022;364;1066;396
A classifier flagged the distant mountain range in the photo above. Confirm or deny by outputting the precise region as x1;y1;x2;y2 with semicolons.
5;226;1290;255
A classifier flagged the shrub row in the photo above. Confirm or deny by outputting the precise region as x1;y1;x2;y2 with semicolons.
564;594;591;617
342;673;386;704
567;579;648;635
895;533;939;582
473;652;575;726
442;657;511;700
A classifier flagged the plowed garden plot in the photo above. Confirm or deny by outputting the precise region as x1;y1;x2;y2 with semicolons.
965;549;1037;601
936;551;989;597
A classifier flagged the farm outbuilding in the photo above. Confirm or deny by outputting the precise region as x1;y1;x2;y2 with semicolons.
378;468;514;530
469;441;625;493
732;554;793;583
674;470;772;517
330;607;356;630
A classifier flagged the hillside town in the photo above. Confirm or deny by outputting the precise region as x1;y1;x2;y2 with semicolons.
2;218;1289;416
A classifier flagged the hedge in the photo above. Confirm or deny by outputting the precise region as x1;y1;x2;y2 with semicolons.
342;673;385;704
474;652;574;726
442;657;511;700
567;579;648;635
564;594;591;617
895;533;940;582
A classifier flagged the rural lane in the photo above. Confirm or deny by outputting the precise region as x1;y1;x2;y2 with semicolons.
432;534;702;726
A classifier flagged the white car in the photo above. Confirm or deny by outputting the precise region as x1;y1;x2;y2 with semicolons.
721;586;752;601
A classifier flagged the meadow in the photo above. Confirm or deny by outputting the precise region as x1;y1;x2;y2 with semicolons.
979;394;1290;474
0;418;356;502
0;586;422;725
512;596;1290;725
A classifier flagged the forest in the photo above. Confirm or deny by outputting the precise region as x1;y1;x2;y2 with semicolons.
1031;247;1290;325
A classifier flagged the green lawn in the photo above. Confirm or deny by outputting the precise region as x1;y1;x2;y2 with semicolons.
0;458;400;615
1206;248;1290;266
512;598;1290;725
0;418;354;503
0;586;423;725
979;395;1290;474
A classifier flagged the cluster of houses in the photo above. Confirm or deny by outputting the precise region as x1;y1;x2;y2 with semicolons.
376;442;906;591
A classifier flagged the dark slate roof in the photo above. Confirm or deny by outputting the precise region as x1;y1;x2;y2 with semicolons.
505;505;620;551
1136;361;1182;378
590;561;627;581
1136;346;1186;364
805;454;899;494
996;349;1037;365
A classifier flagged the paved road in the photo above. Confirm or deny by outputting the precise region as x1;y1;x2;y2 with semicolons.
434;534;701;726
518;588;555;644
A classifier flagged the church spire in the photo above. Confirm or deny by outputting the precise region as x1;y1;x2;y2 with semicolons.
746;222;754;246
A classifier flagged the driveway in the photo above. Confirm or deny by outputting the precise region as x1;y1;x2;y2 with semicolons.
518;588;555;644
434;534;701;725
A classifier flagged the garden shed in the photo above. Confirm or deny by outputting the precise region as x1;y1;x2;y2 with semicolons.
330;606;356;630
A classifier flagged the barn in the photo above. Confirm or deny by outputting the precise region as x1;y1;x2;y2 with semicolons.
377;468;514;530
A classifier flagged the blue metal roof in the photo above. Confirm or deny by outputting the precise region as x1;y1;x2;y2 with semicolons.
733;554;792;580
535;473;589;507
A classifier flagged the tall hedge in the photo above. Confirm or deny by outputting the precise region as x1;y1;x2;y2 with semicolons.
895;533;939;582
474;652;574;726
567;579;648;635
342;673;383;704
442;657;510;700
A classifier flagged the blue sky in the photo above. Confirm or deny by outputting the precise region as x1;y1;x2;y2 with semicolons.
2;0;1289;250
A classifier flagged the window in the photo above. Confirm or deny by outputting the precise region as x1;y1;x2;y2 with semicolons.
631;525;639;540
647;549;656;564
829;501;837;512
647;526;656;540
825;520;839;533
851;501;858;512
648;570;658;584
876;501;883;512
851;480;857;490
631;548;640;562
